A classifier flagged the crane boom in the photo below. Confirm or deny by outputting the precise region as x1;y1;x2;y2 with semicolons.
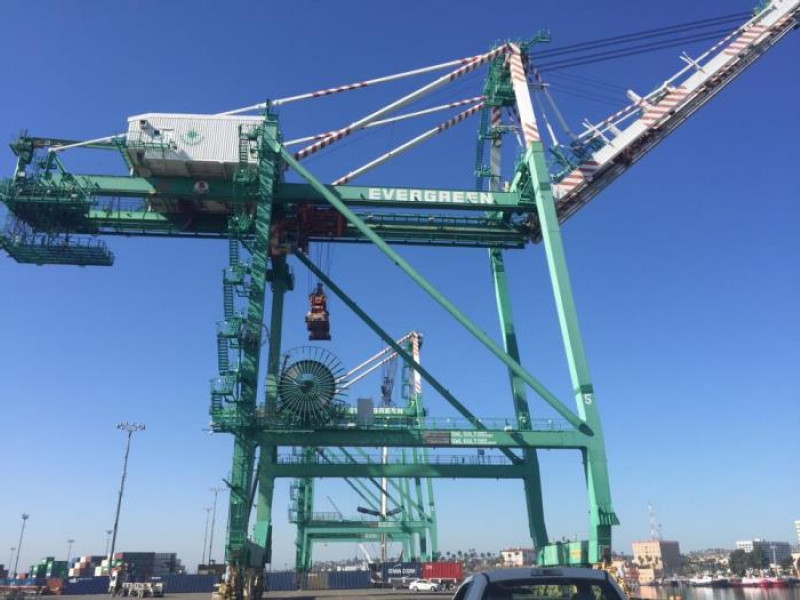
539;0;799;239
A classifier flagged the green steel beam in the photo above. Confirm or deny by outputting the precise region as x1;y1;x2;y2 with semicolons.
13;173;524;211
224;121;279;579
251;255;292;568
276;182;527;210
490;248;550;549
520;143;618;563
344;449;426;515
270;462;527;479
256;427;587;449
302;520;431;533
278;142;587;433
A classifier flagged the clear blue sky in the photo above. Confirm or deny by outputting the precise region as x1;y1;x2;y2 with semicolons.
1;0;798;573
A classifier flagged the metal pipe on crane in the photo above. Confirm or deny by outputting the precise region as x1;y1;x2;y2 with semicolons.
219;53;494;115
294;44;510;160
332;102;484;185
283;96;485;147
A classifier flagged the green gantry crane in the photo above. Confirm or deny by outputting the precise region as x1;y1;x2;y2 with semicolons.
289;332;439;570
1;3;797;598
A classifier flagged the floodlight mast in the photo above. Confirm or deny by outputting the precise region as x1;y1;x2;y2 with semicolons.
0;3;798;599
107;422;145;575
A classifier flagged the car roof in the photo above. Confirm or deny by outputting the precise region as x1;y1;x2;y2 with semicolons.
484;567;610;583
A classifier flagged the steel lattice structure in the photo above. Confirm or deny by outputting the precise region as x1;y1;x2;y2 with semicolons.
1;3;798;599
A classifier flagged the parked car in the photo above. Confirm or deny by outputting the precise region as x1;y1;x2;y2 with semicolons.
450;567;628;600
409;578;440;592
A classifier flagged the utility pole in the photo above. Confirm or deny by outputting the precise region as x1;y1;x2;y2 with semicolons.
208;488;224;564
66;539;75;564
202;507;212;565
13;514;29;578
107;422;146;575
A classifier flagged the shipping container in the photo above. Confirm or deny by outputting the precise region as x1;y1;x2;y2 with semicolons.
63;576;110;595
300;571;329;590
328;570;371;590
382;561;421;584
154;574;216;593
265;570;297;592
422;561;464;582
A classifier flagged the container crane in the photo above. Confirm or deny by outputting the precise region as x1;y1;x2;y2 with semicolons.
1;2;797;599
288;332;437;572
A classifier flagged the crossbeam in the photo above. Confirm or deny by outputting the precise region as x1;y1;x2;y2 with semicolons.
256;427;586;449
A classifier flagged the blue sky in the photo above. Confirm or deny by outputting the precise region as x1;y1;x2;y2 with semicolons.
1;0;798;573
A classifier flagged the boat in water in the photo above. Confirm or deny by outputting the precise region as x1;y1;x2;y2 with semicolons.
689;575;729;588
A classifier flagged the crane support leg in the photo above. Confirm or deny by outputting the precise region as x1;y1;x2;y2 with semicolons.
523;147;618;563
224;122;280;600
252;447;276;564
294;474;315;572
250;253;290;587
489;248;549;549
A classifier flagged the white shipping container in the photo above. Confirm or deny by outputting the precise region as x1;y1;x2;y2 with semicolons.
126;113;263;178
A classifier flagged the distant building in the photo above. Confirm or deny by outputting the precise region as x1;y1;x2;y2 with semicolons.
500;548;535;567
735;539;792;565
794;521;800;545
632;540;681;579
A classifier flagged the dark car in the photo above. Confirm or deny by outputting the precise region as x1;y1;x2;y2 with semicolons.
451;567;628;600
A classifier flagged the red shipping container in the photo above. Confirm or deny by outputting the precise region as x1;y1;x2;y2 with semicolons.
422;562;464;582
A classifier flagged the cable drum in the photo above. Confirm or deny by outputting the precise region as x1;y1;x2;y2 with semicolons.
276;346;348;427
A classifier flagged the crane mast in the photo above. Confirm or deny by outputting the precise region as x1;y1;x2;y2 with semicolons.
1;4;796;599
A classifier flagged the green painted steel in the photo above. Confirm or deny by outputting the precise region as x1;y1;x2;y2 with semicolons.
255;426;587;448
222;121;280;597
518;143;618;564
291;336;438;567
279;144;586;433
0;39;625;589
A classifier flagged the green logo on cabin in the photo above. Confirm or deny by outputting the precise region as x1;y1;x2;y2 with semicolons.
180;128;204;146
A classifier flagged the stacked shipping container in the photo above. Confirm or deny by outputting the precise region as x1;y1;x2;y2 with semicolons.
29;557;69;579
69;556;105;577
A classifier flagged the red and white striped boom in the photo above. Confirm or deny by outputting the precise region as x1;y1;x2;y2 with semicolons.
546;0;799;234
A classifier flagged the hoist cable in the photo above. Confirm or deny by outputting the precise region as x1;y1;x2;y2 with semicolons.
537;29;734;72
530;12;749;60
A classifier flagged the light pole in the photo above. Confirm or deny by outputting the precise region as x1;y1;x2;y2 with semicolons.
8;548;15;575
107;422;146;575
208;488;224;564
104;530;113;557
201;507;212;566
66;539;75;564
13;514;29;578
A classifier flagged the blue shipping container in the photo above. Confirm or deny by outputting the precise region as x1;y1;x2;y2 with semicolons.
158;574;217;593
266;570;297;592
63;576;110;595
328;570;371;590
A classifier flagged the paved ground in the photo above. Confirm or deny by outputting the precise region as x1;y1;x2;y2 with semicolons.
59;590;450;600
263;591;450;600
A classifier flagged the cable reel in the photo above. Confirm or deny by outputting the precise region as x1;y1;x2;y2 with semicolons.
276;346;348;428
